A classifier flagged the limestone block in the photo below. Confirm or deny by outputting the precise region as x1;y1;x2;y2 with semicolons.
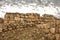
9;21;15;23
0;18;4;23
43;28;49;34
55;27;59;33
55;34;60;40
0;24;2;32
49;28;55;34
14;17;20;21
58;28;60;33
4;21;9;23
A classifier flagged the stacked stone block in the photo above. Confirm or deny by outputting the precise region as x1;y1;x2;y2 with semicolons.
0;13;60;40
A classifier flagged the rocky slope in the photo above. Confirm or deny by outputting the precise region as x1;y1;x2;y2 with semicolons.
0;13;60;40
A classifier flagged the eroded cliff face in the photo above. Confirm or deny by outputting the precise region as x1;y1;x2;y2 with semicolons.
0;13;60;40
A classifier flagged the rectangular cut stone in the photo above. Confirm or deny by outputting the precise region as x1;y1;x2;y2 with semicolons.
0;24;2;32
0;18;4;23
4;21;9;23
14;17;21;21
9;21;15;23
55;34;60;40
50;28;55;34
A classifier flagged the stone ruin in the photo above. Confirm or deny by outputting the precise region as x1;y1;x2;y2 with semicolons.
0;13;60;40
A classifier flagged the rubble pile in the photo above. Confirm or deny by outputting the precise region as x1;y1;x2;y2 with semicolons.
0;13;60;40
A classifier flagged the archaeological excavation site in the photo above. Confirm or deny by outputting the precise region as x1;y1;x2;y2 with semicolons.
0;13;60;40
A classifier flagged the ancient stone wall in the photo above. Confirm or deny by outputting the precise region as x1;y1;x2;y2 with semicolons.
0;13;60;40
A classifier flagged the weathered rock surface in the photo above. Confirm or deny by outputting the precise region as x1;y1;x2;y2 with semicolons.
0;13;60;40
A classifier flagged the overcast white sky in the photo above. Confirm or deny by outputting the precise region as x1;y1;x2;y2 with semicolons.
0;0;60;18
0;0;59;6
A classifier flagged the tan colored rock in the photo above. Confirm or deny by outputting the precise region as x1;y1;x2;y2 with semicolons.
55;34;60;40
9;21;15;23
4;13;20;21
1;13;60;40
50;28;55;34
43;24;50;29
55;27;59;33
58;28;60;33
4;21;9;23
0;18;4;23
0;24;2;32
43;28;49;34
14;17;20;20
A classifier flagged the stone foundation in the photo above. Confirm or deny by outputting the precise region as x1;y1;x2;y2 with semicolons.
0;13;60;40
